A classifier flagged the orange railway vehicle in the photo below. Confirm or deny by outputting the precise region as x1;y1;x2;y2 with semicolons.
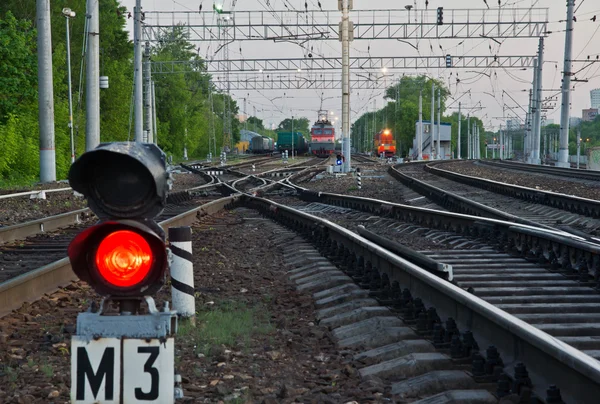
374;129;396;157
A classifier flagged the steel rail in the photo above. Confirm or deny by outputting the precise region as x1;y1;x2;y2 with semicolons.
0;208;90;244
479;159;600;181
426;161;600;218
283;173;600;284
0;187;73;200
0;194;242;318
245;194;600;403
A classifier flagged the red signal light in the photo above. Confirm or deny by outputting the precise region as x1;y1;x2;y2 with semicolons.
68;221;167;297
95;230;153;287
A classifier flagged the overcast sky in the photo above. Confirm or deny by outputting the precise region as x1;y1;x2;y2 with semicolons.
120;0;600;131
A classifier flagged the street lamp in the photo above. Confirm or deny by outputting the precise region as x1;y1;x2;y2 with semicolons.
62;7;76;163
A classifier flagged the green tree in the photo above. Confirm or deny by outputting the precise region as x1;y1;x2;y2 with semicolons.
0;11;37;122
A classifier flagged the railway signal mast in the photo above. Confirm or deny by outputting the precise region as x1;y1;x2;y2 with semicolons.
68;142;178;403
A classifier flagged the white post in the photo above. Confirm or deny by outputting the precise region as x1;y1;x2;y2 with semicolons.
86;0;100;151
341;0;352;172
418;91;423;160
357;167;362;190
169;227;195;325
37;0;56;182
557;0;575;168
134;0;144;142
457;102;462;159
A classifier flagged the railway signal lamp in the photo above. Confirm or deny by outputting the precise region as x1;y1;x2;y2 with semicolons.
437;7;444;25
67;142;170;299
336;154;343;165
446;54;452;68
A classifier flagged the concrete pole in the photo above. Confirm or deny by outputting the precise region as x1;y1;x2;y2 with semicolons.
557;0;575;168
418;91;423;160
37;0;56;182
144;41;153;144
85;0;100;151
532;38;544;164
341;0;351;172
65;14;75;163
134;0;144;142
467;115;471;159
152;80;158;144
431;83;435;159
530;58;539;164
526;89;533;161
458;103;462;159
577;129;581;169
437;88;442;159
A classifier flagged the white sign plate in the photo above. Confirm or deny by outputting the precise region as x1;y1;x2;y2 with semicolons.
123;338;174;403
71;337;174;404
71;337;121;403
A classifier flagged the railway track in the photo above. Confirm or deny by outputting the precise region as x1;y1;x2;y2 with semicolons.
242;192;600;403
7;158;600;401
0;182;236;318
479;159;600;182
392;161;600;240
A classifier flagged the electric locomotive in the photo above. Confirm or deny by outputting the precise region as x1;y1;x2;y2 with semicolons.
309;110;336;157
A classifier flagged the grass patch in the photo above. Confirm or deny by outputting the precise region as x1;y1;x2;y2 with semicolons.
179;300;274;356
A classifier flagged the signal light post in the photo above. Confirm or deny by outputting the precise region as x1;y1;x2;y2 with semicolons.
68;142;179;403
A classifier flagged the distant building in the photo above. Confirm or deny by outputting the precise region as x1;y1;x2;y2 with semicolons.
570;117;582;127
591;89;600;109
411;121;452;160
583;108;599;122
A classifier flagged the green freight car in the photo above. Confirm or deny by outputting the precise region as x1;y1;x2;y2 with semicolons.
277;132;308;155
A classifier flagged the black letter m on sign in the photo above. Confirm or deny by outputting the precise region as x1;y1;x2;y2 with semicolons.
76;347;115;400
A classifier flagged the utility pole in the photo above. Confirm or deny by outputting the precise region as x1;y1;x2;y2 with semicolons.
418;91;423;160
37;0;56;182
458;102;462;159
341;0;352;172
525;89;533;162
144;41;153;143
151;80;157;144
63;8;76;163
291;115;295;160
431;83;435;159
558;0;575;168
577;129;581;169
529;58;539;163
437;87;441;159
134;0;143;142
467;115;471;159
86;0;100;150
532;38;544;164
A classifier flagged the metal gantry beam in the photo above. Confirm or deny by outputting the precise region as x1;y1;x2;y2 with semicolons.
209;73;395;90
143;8;548;42
151;55;537;74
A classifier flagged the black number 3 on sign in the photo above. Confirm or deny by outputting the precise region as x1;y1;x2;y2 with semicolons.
135;346;160;400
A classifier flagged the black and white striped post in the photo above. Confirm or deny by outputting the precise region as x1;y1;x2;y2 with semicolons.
357;167;362;190
168;227;195;326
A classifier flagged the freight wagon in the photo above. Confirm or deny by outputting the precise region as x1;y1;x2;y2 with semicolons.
277;132;308;155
